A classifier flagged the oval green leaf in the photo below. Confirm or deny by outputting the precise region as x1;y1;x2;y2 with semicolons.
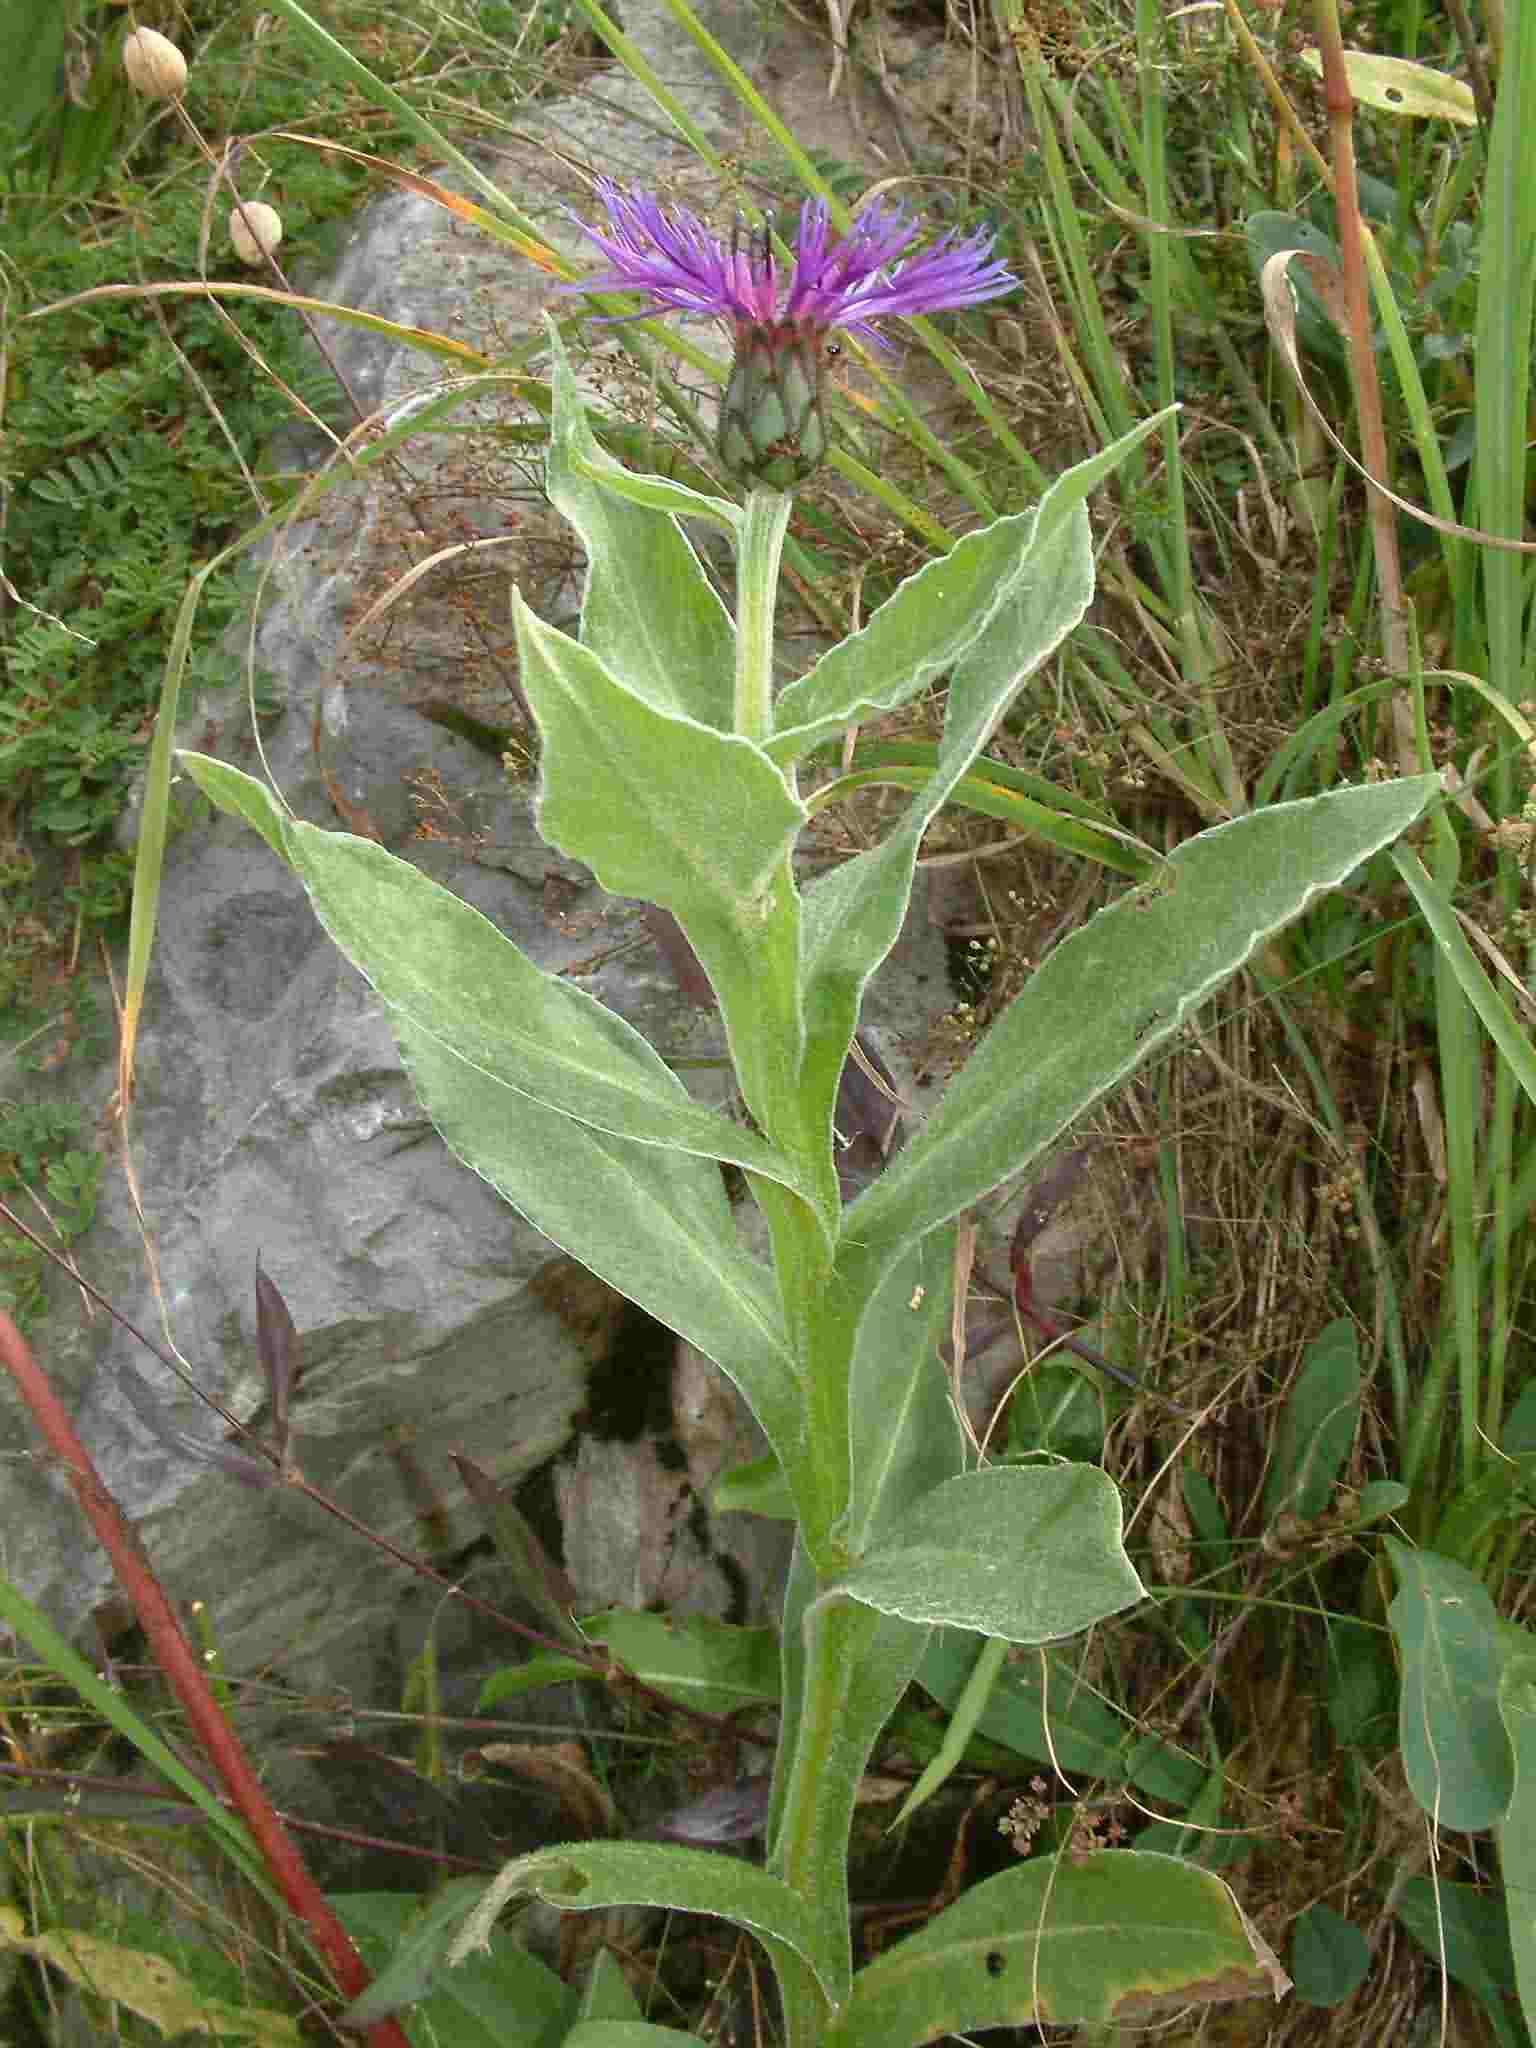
839;1465;1144;1643
580;1611;780;1715
824;1852;1286;2045
1496;1649;1536;2031
1387;1539;1514;1831
1291;1901;1371;2007
1263;1318;1360;1524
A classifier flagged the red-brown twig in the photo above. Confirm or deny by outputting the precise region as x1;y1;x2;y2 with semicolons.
1313;0;1409;680
0;1309;413;2048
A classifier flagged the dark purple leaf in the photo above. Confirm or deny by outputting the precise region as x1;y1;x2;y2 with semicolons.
1010;1148;1093;1260
115;1364;277;1489
253;1255;298;1463
642;906;717;1008
644;1774;772;1844
940;1299;1014;1369
450;1452;582;1619
834;1031;905;1200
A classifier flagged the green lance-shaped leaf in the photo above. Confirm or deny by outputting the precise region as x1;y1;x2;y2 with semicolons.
566;2027;705;2048
847;774;1441;1271
824;1852;1287;2047
178;749;293;858
916;1632;1205;1806
796;499;1092;1239
1263;1318;1360;1525
448;1841;844;2011
1387;1539;1514;1831
836;1465;1144;1643
1290;1902;1372;2008
393;1013;806;1489
1393;843;1536;1119
179;751;807;1481
764;507;1039;763
888;1636;1009;1829
846;1232;966;1550
512;596;801;913
1394;1877;1521;2014
544;319;739;729
575;1949;644;2025
335;1880;573;2037
790;418;1175;1356
179;754;806;1188
512;595;830;1219
283;809;811;1197
820;746;1149;877
767;409;1171;766
578;1612;780;1716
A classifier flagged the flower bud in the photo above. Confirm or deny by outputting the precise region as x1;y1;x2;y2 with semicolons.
123;26;188;97
229;201;283;266
717;323;828;492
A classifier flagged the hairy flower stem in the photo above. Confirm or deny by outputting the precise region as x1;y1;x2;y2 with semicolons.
771;1594;884;2047
735;486;793;741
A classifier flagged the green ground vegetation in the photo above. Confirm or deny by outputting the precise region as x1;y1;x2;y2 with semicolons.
3;0;1536;2042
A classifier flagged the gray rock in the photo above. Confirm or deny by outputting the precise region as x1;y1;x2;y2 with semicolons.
5;0;955;1757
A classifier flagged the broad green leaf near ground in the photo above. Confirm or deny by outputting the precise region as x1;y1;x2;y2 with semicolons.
333;1887;572;2043
1496;1653;1536;2036
839;1465;1144;1642
822;1853;1287;2046
449;1841;846;2008
1387;1540;1515;1831
1264;1318;1361;1524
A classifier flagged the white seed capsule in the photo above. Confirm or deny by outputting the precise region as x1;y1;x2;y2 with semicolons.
122;27;188;98
229;201;283;266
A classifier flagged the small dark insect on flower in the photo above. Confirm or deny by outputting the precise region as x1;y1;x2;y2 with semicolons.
563;180;1018;491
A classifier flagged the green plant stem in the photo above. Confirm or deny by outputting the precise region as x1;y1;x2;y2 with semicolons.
1471;0;1536;1518
737;488;793;742
1136;0;1189;642
769;1591;880;2028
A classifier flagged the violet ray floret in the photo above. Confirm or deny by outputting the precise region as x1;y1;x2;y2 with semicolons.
564;179;1016;343
561;180;1016;488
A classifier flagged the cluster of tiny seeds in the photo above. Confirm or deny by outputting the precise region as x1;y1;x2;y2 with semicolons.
998;1777;1052;1856
1064;1808;1128;1863
121;28;283;267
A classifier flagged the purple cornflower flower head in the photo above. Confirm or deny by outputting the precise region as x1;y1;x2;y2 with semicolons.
565;179;1017;491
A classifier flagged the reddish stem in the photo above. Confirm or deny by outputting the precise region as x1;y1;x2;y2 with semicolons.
0;1310;413;2048
1314;0;1408;675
